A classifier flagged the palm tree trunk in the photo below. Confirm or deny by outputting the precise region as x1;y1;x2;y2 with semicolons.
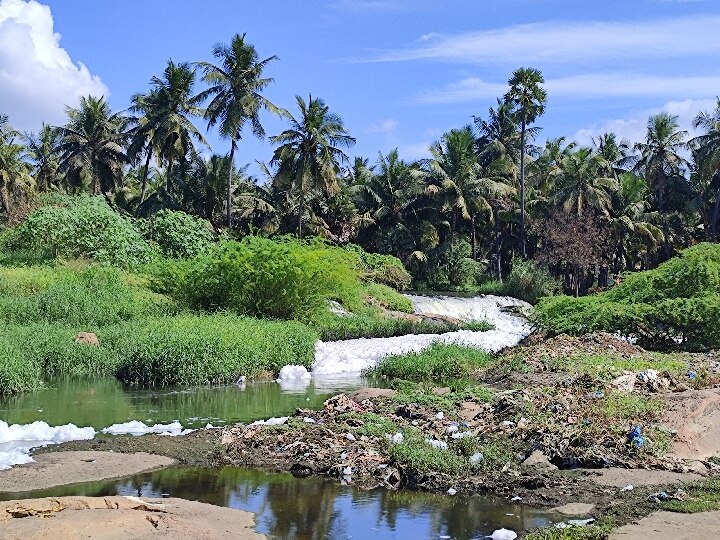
136;150;152;215
297;184;305;240
710;185;720;242
519;121;527;258
227;139;236;229
166;161;173;194
471;214;477;259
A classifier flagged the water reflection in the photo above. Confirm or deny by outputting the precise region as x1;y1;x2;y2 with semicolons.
0;376;382;429
0;467;560;539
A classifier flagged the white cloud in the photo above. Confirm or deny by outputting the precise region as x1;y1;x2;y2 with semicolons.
414;73;720;104
367;118;399;134
370;15;720;65
420;32;441;41
572;98;716;147
0;0;107;132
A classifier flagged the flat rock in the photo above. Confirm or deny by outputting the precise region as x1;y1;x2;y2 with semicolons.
0;451;175;493
521;450;557;470
347;388;397;403
0;496;264;539
591;468;702;488
459;402;483;422
551;502;595;516
610;510;720;539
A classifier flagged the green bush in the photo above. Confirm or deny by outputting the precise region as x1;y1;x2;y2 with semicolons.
362;282;413;313
344;244;412;290
6;195;154;268
314;313;462;341
105;314;317;386
155;236;363;322
146;209;214;259
479;259;561;304
536;243;720;350
370;343;493;380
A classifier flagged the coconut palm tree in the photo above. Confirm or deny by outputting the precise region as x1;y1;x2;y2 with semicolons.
56;96;127;195
196;34;287;228
270;95;355;239
126;89;162;208
690;100;720;241
504;67;547;257
24;124;61;192
143;61;207;195
0;116;33;216
551;147;618;217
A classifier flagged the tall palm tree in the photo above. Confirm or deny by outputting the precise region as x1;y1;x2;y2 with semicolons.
270;95;355;239
126;89;162;208
143;61;207;195
56;96;127;195
196;33;287;228
24;124;61;192
504;67;547;258
690;100;720;241
634;113;688;258
592;132;633;177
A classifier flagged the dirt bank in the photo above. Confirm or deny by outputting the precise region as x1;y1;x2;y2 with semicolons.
0;496;264;539
0;451;175;493
610;510;720;539
659;388;720;460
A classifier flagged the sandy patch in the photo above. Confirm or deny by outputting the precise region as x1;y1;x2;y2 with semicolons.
659;388;720;460
0;451;175;493
610;510;720;539
592;468;702;488
551;502;595;515
0;496;264;539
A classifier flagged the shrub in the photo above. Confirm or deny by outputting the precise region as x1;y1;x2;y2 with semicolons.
344;244;412;290
6;195;154;268
155;236;363;322
370;343;493;380
314;313;463;341
479;259;561;304
146;209;214;258
362;282;413;313
536;243;720;350
106;314;317;386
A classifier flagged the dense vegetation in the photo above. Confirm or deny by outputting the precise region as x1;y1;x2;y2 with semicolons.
2;32;719;294
536;242;720;349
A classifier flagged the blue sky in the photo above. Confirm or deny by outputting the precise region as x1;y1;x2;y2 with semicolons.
1;0;719;175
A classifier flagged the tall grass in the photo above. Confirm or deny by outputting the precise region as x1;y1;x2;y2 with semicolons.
369;343;493;380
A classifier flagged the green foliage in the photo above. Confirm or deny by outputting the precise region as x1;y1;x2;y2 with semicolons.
371;343;493;380
344;244;412;290
106;314;317;386
389;428;471;475
536;243;720;349
479;259;561;304
154;236;362;322
362;281;413;313
146;209;214;258
663;477;720;513
6;195;154;268
0;265;171;327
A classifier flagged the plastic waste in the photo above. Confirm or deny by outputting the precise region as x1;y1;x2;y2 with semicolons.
510;495;522;502
628;425;645;448
470;452;484;464
688;370;697;380
447;487;457;495
621;484;634;492
345;433;356;441
425;438;449;450
436;412;444;420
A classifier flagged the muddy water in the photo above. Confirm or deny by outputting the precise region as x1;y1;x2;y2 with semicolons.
0;376;385;429
0;467;561;539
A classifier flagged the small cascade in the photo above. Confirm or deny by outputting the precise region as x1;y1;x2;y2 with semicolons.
308;294;532;377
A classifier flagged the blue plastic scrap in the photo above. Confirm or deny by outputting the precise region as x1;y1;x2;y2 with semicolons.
628;425;645;448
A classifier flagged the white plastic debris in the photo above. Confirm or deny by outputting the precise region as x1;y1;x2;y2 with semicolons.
447;488;457;496
425;438;449;450
248;417;289;427
343;466;352;475
385;432;404;444
451;431;473;439
510;495;522;502
446;424;459;434
436;412;445;420
470;452;484;464
345;433;356;441
303;417;316;424
621;484;634;492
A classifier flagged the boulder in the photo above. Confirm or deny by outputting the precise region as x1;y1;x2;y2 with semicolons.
74;332;99;346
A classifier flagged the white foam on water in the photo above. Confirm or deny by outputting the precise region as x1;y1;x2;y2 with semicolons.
310;294;532;376
102;420;193;437
0;420;96;470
